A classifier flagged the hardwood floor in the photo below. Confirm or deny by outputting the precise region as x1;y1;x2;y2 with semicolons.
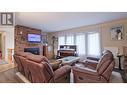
0;63;126;83
0;64;16;72
0;64;21;83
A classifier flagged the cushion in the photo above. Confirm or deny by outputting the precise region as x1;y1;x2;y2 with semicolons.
15;52;32;57
26;54;49;63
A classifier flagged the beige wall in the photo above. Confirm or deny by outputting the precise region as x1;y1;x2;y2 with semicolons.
101;19;127;54
47;18;127;58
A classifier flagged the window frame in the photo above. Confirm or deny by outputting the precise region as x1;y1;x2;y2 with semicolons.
58;31;102;58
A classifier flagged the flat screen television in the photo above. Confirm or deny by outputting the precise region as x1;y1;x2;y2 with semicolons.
28;34;42;43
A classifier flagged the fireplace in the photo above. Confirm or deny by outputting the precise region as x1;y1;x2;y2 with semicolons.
24;48;40;55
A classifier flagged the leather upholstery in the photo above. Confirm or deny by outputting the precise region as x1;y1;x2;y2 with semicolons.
14;52;71;83
26;54;49;63
13;54;24;74
13;52;31;75
86;50;112;62
97;53;113;74
25;60;53;83
50;60;62;71
19;56;31;81
54;65;71;83
72;50;115;83
82;50;113;70
16;51;32;57
15;52;32;79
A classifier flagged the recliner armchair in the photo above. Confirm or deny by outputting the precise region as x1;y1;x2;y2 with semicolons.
86;50;112;62
14;52;71;83
13;52;32;79
72;51;115;83
25;54;71;83
84;50;113;70
13;52;31;75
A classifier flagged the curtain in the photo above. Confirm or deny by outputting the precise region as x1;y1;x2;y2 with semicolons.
87;32;101;57
76;34;86;59
66;35;74;45
58;36;65;49
58;32;101;59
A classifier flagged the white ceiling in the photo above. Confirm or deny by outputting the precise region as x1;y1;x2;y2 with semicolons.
15;12;127;32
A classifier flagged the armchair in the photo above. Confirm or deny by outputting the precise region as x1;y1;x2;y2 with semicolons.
82;50;113;70
72;51;115;83
86;50;112;61
25;53;71;83
81;59;98;70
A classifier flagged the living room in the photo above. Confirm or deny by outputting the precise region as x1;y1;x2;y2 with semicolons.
1;0;127;95
0;12;127;83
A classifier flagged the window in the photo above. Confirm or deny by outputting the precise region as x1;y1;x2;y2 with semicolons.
58;32;101;58
87;32;101;57
58;36;65;49
66;35;74;45
76;34;86;55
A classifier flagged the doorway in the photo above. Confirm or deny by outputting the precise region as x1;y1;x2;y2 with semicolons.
0;32;6;64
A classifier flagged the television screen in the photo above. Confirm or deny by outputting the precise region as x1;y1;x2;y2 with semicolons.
28;34;41;43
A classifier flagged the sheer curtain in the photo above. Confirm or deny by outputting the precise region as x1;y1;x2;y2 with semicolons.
58;36;65;49
57;32;101;59
76;34;86;59
66;35;74;45
87;32;101;57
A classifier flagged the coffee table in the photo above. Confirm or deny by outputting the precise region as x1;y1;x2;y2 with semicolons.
58;56;80;66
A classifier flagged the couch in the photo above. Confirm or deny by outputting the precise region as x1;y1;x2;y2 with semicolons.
14;52;71;83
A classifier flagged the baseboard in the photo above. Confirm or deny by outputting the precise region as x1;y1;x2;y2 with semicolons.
15;72;30;83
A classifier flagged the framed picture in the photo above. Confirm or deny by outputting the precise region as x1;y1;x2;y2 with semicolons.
1;12;13;25
110;25;124;40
